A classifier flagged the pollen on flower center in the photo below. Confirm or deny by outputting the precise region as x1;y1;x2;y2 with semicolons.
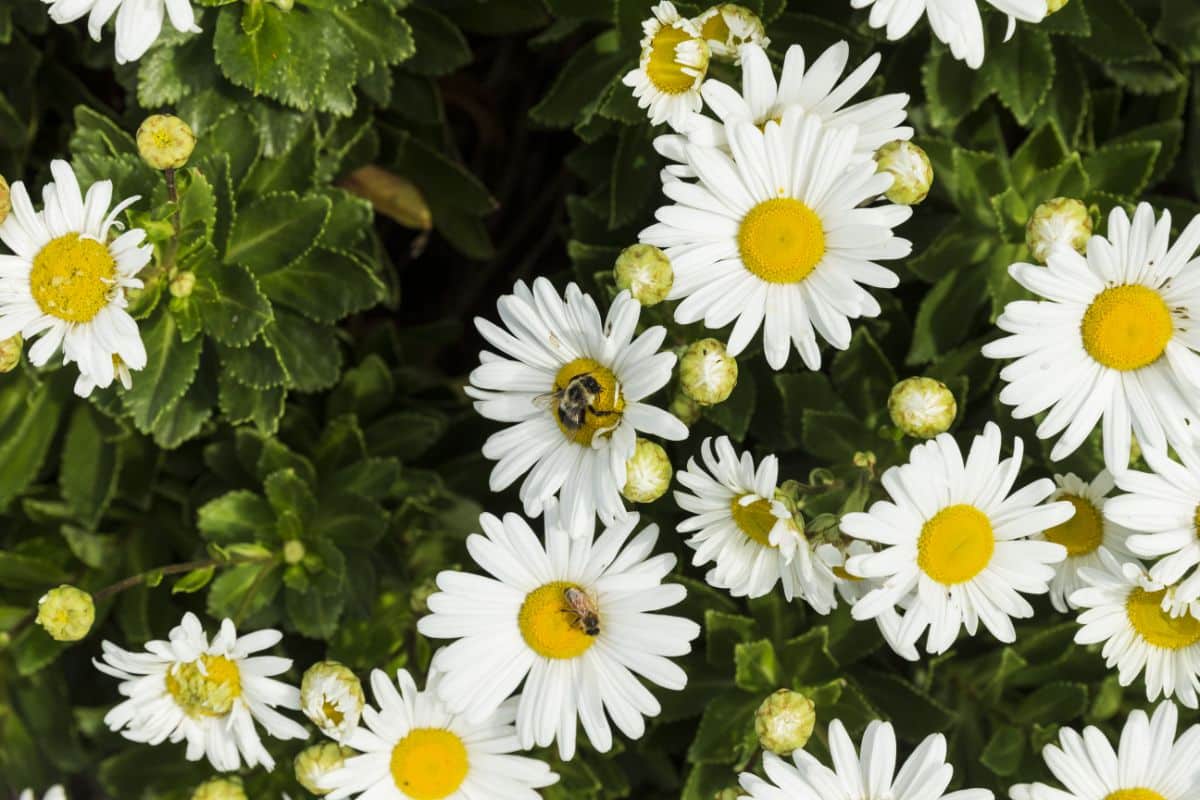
30;233;116;323
1044;495;1103;557
550;357;625;446
699;12;730;42
730;495;780;548
738;198;826;284
1080;285;1173;371
518;581;598;659
1126;588;1200;649
165;655;242;718
1105;790;1167;800
389;728;469;800
646;26;703;94
917;504;994;584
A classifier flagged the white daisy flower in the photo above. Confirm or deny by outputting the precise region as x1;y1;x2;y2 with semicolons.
1035;471;1135;613
640;111;911;371
0;159;149;397
654;41;912;181
42;0;200;64
95;612;309;771
694;4;769;62
1071;549;1200;708
739;718;993;800
983;203;1200;474
416;510;701;759
849;0;1047;69
466;277;687;540
842;422;1073;657
621;1;711;129
318;667;557;800
1009;700;1200;800
19;788;66;800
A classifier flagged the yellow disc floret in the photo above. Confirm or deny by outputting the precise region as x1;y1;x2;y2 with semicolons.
30;234;116;323
738;198;826;284
551;357;625;445
389;728;469;800
1104;791;1166;800
1044;495;1103;557
1126;588;1200;650
519;581;597;659
730;495;780;547
917;504;995;584
165;655;243;718
1080;285;1173;371
646;26;704;93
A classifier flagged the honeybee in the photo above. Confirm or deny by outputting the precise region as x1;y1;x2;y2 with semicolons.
562;587;600;637
534;371;620;435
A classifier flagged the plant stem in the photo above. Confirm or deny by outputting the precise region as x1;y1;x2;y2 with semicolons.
163;166;181;270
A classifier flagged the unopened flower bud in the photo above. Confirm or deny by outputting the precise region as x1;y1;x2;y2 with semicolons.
695;4;769;62
615;244;674;306
669;391;702;426
1047;0;1069;12
875;141;933;205
622;438;673;503
0;175;10;224
888;377;956;438
0;334;21;373
755;689;816;754
1026;197;1091;264
36;585;94;642
295;742;353;795
301;660;365;741
169;271;196;299
714;790;740;800
137;115;196;171
190;777;246;800
282;539;306;565
680;338;738;406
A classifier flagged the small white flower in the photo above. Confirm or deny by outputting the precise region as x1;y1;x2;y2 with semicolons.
621;2;710;129
41;0;201;64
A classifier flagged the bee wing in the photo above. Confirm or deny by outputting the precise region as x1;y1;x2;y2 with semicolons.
532;390;562;410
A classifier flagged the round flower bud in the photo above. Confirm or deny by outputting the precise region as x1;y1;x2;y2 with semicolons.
874;141;933;205
680;338;738;406
36;585;94;642
137;114;196;171
755;689;816;755
1026;196;1091;264
0;175;10;225
695;4;769;62
295;742;353;796
0;334;21;373
622;438;673;503
169;271;196;299
669;391;702;426
1047;0;1069;12
301;660;365;741
614;244;673;306
191;777;247;800
282;539;306;565
888;377;957;439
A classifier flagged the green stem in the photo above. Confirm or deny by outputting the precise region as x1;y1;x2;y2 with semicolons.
163;166;181;271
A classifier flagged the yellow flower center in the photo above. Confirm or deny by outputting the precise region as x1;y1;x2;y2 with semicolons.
700;12;730;42
1044;495;1104;557
1126;588;1200;649
389;728;468;800
1080;285;1173;371
165;655;242;718
646;25;702;93
322;698;344;727
30;234;116;323
738;198;826;284
917;504;995;585
1106;790;1167;800
550;358;625;445
730;495;780;548
518;581;598;659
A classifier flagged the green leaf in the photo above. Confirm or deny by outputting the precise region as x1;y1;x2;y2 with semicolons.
193;260;274;347
59;405;120;529
778;626;838;685
263;310;343;392
705;610;757;668
226;192;332;273
922;45;993;129
984;28;1054;124
702;369;757;442
311;492;389;547
734;639;779;692
206;561;281;620
906;266;989;365
1082;140;1160;198
1013;681;1089;725
981;725;1026;776
831;328;897;421
264;469;318;524
855;670;955;736
198;490;276;544
1156;0;1200;61
0;551;70;589
172;566;216;594
0;374;69;510
213;5;330;111
530;33;629;128
800;410;872;463
218;372;286;434
256;248;384;323
285;581;346;638
609;123;658;229
122;309;203;432
1082;0;1159;63
402;6;471;76
686;691;759;765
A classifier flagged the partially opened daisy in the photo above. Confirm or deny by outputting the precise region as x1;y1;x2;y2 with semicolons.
95;612;309;771
739;719;992;800
622;2;710;129
1105;446;1200;616
467;277;687;540
640;111;911;370
849;0;1047;69
0;159;149;397
842;422;1073;657
416;510;701;759
318;668;557;800
983;203;1200;474
42;0;200;64
1072;549;1200;708
1010;701;1200;800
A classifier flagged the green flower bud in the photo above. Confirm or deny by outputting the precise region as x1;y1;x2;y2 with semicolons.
0;175;10;225
874;140;933;205
169;271;196;299
714;790;740;800
36;585;94;642
888;377;956;439
282;539;306;565
0;334;21;373
755;689;816;755
190;777;247;800
680;338;738;406
695;4;769;62
669;391;702;426
622;438;673;504
1047;0;1069;12
301;660;365;741
137;114;196;171
614;244;674;306
1026;197;1091;264
295;742;354;795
